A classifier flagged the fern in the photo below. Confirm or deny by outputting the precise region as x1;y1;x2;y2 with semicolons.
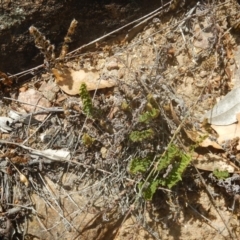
128;157;151;174
79;83;94;117
162;151;191;188
213;169;229;179
138;179;160;200
136;144;192;200
138;95;160;123
129;129;154;142
139;107;160;123
157;144;179;171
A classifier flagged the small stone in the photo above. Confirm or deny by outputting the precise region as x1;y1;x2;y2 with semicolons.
199;70;207;78
229;58;235;65
106;59;119;71
39;81;59;101
100;147;108;159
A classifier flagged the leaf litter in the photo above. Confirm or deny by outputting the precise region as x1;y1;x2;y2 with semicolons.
205;87;240;125
1;1;240;239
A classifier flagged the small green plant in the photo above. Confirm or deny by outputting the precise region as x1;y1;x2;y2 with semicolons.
128;157;152;174
147;94;158;109
157;144;180;171
129;129;154;142
131;144;192;200
157;144;192;188
82;133;95;147
139;107;160;123
79;83;94;117
159;148;192;188
138;179;160;201
213;169;229;179
121;100;131;112
138;95;160;123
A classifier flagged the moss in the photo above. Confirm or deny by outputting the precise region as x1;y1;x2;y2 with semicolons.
0;7;26;30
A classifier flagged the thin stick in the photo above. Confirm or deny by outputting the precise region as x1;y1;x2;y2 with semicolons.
0;140;135;183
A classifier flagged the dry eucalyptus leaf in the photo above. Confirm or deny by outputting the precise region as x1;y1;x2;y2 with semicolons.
198;114;240;150
211;113;240;150
185;129;222;149
205;87;240;125
211;124;240;144
192;153;237;173
52;67;116;95
200;137;223;149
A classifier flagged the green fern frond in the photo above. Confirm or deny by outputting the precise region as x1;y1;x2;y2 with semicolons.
163;152;191;188
128;157;151;174
79;83;94;117
139;107;160;123
154;144;192;188
147;94;158;109
213;169;229;179
129;129;154;142
138;179;160;200
157;144;179;171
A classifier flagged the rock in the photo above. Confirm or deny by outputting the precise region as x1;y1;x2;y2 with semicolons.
199;70;207;78
18;88;51;121
106;59;119;71
39;80;59;101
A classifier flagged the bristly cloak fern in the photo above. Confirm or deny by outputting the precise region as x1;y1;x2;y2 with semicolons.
160;147;191;188
129;144;192;200
129;129;154;142
138;107;160;123
79;83;94;117
128;157;152;174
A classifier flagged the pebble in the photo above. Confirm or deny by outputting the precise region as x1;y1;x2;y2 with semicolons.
106;59;119;71
199;70;207;78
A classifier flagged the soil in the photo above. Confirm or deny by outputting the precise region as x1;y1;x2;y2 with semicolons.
1;0;240;240
0;0;163;74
